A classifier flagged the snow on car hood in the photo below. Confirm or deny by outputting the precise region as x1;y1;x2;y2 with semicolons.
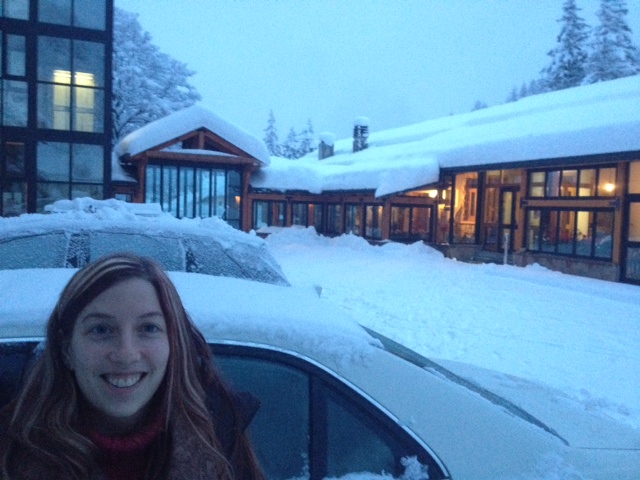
0;268;379;368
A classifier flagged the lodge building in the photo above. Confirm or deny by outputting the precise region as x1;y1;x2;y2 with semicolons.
110;76;640;285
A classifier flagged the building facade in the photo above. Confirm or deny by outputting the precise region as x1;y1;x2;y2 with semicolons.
0;0;113;216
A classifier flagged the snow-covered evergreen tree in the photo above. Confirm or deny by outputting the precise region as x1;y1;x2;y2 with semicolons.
471;100;488;111
584;0;640;83
541;0;590;90
281;127;300;160
505;86;519;103
297;119;315;157
263;110;281;156
112;8;201;143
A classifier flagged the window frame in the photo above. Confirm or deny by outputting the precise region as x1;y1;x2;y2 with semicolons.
528;165;618;199
525;207;614;259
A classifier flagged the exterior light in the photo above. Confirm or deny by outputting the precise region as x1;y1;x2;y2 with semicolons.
427;190;438;198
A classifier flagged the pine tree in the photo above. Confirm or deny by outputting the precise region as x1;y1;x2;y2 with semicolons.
541;0;590;91
505;85;519;103
297;118;315;157
281;127;300;160
263;110;281;156
112;8;201;143
584;0;640;83
471;100;488;111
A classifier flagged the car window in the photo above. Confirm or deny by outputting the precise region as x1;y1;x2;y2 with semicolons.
0;341;38;409
213;345;445;480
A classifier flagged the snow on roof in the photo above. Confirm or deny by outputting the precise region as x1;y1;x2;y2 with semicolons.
252;75;640;197
114;104;271;166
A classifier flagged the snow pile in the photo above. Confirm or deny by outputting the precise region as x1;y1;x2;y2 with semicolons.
253;75;640;196
265;227;640;431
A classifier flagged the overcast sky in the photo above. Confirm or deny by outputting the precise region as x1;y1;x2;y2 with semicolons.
115;0;640;141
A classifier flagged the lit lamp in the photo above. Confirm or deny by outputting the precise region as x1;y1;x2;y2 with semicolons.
427;190;438;199
604;183;615;193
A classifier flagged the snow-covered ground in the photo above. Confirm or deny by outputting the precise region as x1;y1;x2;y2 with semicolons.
264;226;640;432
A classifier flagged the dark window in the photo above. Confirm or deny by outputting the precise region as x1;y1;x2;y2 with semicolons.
253;200;286;229
365;204;383;239
291;202;308;226
1;32;28;126
213;346;445;480
390;206;431;241
325;204;342;235
345;204;362;236
36;141;104;211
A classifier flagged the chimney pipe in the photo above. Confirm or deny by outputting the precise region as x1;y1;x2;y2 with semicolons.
353;116;369;153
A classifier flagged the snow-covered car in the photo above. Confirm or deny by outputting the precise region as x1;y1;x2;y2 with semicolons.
0;201;638;479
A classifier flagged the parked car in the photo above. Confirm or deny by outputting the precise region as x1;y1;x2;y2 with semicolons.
0;200;638;479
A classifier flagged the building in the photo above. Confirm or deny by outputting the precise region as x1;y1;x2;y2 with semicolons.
0;0;113;216
111;76;640;284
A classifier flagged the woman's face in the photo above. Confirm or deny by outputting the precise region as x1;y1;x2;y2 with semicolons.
67;278;170;435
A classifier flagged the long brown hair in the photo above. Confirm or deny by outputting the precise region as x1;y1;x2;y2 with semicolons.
0;253;263;479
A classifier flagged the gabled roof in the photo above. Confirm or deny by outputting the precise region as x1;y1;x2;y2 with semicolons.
252;75;640;197
114;105;270;165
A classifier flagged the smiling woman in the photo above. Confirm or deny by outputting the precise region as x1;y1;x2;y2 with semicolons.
0;253;264;480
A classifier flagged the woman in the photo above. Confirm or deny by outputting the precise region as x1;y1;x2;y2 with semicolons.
0;253;264;480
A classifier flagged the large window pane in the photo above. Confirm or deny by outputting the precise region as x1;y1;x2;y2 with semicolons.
145;165;161;204
540;210;558;253
345;204;361;235
39;0;72;25
557;211;575;254
226;171;241;228
2;180;26;216
71;183;102;201
161;166;178;216
598;167;616;197
391;207;410;238
578;169;596;197
3;0;29;19
560;170;577;197
546;171;560;197
213;170;226;217
2;80;27;126
529;172;545;197
37;182;68;211
196;168;212;218
38;37;71;81
291;203;308;226
527;210;541;250
37;142;69;182
7;35;25;77
629;203;640;242
629;162;640;194
179;168;195;218
365;205;383;239
309;203;323;232
72;144;103;183
74;41;105;88
73;0;106;30
413;207;430;237
453;172;477;243
5;142;25;175
594;211;613;259
575;211;594;256
326;204;342;234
